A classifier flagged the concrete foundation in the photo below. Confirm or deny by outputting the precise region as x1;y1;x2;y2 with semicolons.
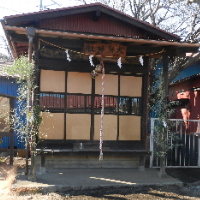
35;154;140;169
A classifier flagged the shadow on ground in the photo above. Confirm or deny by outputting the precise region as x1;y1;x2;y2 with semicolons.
166;168;200;184
55;185;200;200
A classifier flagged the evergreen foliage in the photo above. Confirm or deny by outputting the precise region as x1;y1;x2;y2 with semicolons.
149;58;181;159
3;55;42;153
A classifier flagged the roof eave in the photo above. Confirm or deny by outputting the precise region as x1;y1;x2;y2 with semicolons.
3;3;179;41
4;25;199;49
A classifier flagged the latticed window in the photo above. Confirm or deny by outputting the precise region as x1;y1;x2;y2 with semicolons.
40;92;141;115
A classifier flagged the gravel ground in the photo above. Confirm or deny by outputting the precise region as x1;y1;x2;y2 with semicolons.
1;157;200;199
2;184;200;200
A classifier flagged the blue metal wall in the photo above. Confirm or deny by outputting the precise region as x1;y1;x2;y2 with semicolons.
0;76;25;148
0;77;18;96
172;61;200;83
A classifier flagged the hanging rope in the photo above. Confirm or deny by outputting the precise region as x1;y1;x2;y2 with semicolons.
99;61;105;161
39;39;165;59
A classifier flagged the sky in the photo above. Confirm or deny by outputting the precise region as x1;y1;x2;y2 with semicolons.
0;0;82;55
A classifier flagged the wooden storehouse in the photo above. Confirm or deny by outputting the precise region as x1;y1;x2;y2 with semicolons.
1;3;200;169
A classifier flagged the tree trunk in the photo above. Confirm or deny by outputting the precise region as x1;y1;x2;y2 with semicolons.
158;156;167;178
158;54;168;178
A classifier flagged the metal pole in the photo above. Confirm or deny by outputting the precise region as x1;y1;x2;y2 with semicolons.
40;0;43;11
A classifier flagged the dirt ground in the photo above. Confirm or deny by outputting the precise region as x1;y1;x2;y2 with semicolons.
1;157;200;199
2;168;200;200
5;183;200;200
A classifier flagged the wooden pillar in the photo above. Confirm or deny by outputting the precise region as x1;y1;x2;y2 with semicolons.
117;73;120;141
9;98;15;165
139;56;150;170
33;37;40;105
64;71;68;140
142;56;150;149
26;27;36;62
163;54;168;97
138;155;145;171
90;78;95;141
26;27;36;179
41;150;45;167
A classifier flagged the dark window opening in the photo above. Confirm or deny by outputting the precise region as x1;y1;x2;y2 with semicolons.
119;97;141;115
94;95;118;114
66;94;91;113
40;93;64;109
40;93;141;115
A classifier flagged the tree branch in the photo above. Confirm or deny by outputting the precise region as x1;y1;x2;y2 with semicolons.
168;54;200;83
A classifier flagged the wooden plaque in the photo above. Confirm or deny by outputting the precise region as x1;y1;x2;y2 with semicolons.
83;42;127;57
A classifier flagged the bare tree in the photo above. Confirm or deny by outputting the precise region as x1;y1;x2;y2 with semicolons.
76;0;200;81
77;0;200;40
187;0;200;5
0;36;13;60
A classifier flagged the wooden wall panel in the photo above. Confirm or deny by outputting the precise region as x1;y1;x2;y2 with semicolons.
120;76;142;97
39;112;64;139
40;70;65;92
67;72;91;94
94;115;117;140
66;114;90;140
95;74;118;95
0;97;10;132
119;116;141;140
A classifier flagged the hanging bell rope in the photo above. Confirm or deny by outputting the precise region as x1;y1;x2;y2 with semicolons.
99;61;105;161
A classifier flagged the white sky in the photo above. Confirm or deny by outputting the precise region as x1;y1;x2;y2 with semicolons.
0;0;82;55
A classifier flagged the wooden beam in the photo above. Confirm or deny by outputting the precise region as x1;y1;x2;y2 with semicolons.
0;132;12;137
0;93;16;99
9;32;28;43
8;31;199;58
163;54;169;96
36;139;146;149
165;46;199;56
38;58;147;73
127;45;163;54
40;37;84;49
93;10;101;21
